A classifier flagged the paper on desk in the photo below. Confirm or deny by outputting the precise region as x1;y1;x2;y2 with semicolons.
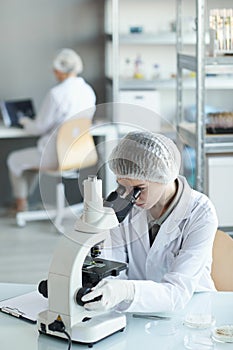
0;291;47;323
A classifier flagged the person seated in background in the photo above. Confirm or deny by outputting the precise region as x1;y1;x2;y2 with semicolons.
7;48;96;212
82;131;218;313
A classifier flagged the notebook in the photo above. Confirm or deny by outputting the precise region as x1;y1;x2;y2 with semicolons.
0;291;47;323
0;99;36;127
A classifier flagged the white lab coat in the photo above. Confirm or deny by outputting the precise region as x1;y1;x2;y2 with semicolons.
102;176;218;313
8;76;96;176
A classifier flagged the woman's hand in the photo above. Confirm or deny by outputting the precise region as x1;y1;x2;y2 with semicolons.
82;279;135;311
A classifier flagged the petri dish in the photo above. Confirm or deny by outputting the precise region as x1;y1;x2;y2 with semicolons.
184;331;215;349
184;314;216;329
145;319;180;336
212;325;233;343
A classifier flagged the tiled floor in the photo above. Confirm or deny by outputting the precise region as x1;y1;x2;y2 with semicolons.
0;215;63;285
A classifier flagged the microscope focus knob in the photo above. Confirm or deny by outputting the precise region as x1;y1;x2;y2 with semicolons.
38;279;48;298
76;287;102;306
76;287;92;306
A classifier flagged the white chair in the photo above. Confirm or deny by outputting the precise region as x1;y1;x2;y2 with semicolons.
211;229;233;291
16;118;98;232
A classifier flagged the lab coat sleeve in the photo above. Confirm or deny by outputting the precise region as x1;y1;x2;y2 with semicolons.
21;91;59;136
122;198;218;313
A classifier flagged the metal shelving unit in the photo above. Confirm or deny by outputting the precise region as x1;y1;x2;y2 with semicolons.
105;0;181;102
176;0;233;194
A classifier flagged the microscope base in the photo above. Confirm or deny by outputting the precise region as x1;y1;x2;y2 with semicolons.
38;311;126;347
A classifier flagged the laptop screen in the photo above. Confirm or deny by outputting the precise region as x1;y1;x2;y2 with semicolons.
0;99;36;127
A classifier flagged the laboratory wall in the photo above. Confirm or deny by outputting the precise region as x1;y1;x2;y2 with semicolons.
0;0;105;108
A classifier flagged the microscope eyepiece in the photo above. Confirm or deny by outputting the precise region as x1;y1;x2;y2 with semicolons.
104;186;141;223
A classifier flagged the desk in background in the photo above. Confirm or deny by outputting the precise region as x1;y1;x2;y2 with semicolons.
0;122;119;208
0;123;39;207
0;283;233;350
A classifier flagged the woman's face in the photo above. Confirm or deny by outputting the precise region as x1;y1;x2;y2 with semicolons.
53;69;72;82
117;177;167;210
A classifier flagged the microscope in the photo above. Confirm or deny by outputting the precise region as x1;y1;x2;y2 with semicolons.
37;175;141;347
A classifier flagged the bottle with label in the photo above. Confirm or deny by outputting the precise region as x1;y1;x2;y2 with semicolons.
133;54;144;79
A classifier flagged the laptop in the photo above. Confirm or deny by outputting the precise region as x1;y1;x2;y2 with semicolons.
0;99;36;127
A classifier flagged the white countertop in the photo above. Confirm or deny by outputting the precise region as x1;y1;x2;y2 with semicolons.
0;283;232;350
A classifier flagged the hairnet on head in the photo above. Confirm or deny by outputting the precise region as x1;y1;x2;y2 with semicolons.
53;48;83;74
109;131;181;184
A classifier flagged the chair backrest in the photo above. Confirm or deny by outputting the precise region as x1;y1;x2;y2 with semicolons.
56;118;98;171
211;229;233;291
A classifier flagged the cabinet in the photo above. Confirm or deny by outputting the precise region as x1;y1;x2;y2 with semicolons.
176;0;233;228
207;156;233;227
118;90;161;131
105;0;197;129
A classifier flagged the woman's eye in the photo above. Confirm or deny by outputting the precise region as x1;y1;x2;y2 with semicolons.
139;188;146;192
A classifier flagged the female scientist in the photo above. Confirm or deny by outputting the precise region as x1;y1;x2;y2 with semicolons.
82;131;218;313
7;48;96;212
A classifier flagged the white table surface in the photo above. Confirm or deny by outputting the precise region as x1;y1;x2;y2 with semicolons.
0;283;233;350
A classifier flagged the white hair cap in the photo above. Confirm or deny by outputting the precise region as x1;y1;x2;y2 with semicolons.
53;48;83;74
109;131;181;184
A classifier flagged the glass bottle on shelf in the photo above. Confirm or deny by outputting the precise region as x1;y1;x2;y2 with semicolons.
133;54;144;79
122;58;133;79
152;63;160;80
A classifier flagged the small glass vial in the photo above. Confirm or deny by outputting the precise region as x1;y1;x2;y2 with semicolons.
152;63;160;79
122;58;133;79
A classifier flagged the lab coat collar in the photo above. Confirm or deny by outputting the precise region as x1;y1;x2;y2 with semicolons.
128;207;150;253
162;175;193;234
170;176;192;217
152;177;193;250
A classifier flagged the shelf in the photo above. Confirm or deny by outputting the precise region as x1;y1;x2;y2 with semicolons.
204;76;233;89
178;122;233;153
106;76;176;90
105;32;197;45
119;78;176;90
106;76;233;90
178;53;233;73
179;76;233;90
